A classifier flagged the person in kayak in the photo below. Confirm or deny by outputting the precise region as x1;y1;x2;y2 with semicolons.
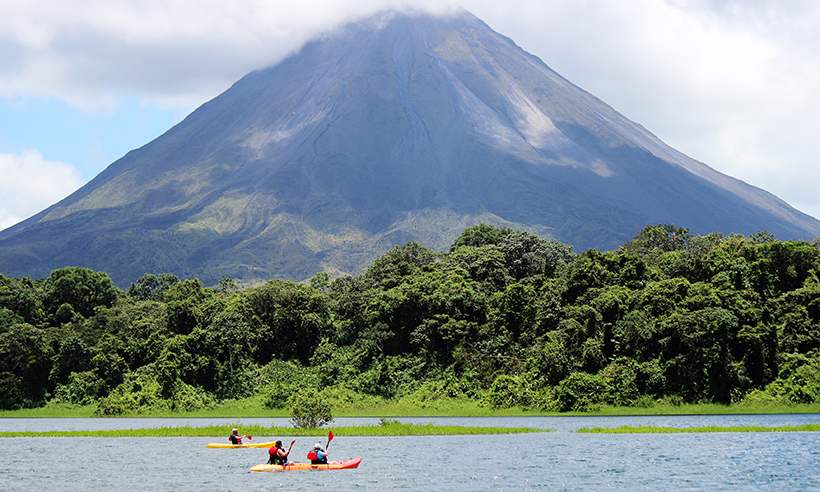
307;442;329;464
229;428;247;445
268;440;291;465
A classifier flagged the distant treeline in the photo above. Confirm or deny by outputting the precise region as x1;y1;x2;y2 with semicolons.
2;224;820;414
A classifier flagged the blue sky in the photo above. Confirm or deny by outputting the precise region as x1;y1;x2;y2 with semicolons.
0;96;181;179
2;0;820;233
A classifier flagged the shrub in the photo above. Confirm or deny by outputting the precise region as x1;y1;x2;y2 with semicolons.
93;369;164;416
288;390;333;428
262;381;294;409
260;359;320;409
482;374;538;409
53;371;106;405
740;389;790;407
92;366;215;415
552;372;609;412
168;380;216;412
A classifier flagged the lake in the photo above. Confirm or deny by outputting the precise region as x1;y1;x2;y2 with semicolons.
1;415;819;491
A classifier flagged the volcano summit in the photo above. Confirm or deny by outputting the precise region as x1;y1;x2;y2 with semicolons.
2;9;819;287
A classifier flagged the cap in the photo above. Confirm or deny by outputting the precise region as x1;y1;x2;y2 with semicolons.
232;428;238;433
314;443;322;449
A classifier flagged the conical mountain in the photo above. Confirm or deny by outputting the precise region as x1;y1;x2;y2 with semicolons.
2;9;819;287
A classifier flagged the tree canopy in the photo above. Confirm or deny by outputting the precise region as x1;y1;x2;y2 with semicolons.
1;223;819;413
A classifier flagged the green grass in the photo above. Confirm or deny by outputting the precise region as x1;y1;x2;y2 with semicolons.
577;424;820;433
576;402;820;416
0;402;99;418
0;421;543;438
0;397;540;418
2;397;819;419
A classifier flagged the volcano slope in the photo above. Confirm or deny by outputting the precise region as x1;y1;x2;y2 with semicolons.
2;9;818;287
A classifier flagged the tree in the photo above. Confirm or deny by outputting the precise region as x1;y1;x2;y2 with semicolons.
363;242;436;288
310;272;330;293
163;279;208;334
563;250;616;303
449;223;511;250
771;273;820;354
756;241;820;296
247;280;333;364
492;283;537;343
498;230;576;280
0;324;53;409
0;275;43;325
91;335;128;391
128;273;180;301
192;304;259;398
620;224;691;266
750;231;776;244
43;267;119;320
217;278;238;294
49;336;92;387
658;306;738;403
0;307;23;334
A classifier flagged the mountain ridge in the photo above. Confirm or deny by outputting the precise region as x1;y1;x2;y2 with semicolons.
2;9;819;287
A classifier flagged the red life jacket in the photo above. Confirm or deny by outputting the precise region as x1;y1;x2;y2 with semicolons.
307;450;318;461
269;446;285;465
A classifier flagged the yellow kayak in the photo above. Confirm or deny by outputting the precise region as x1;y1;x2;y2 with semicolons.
250;458;362;472
206;441;277;449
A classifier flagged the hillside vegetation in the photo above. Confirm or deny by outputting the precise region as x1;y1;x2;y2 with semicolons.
2;224;820;414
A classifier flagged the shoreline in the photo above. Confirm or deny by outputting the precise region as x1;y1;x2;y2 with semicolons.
0;421;543;438
3;422;819;438
2;400;819;419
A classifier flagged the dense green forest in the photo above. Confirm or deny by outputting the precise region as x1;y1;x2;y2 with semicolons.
2;224;820;414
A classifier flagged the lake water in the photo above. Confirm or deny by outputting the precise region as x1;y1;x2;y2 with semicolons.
1;415;819;491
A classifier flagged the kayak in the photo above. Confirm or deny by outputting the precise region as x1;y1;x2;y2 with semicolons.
250;457;362;472
207;441;277;449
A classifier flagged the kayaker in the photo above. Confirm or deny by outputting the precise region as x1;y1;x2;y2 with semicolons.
268;440;291;465
307;442;328;464
229;428;247;445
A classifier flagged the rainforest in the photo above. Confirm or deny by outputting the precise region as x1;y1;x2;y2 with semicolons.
1;224;819;415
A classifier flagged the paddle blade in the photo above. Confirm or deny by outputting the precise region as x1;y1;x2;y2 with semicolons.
328;430;334;443
248;435;252;440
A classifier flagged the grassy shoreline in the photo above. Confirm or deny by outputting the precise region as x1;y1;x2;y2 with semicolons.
1;397;819;419
0;421;543;438
4;421;820;438
577;424;820;433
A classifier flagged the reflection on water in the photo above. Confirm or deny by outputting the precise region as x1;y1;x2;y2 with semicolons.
1;416;819;491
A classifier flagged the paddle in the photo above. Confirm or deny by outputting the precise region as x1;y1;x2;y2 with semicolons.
326;430;334;449
283;440;296;465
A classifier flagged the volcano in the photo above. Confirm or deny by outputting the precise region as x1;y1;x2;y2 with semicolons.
2;9;819;287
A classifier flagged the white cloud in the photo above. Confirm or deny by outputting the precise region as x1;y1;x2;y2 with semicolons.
0;151;85;230
1;0;820;223
461;0;820;221
0;0;459;110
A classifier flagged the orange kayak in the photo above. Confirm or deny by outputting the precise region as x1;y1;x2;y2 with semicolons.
250;457;362;472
